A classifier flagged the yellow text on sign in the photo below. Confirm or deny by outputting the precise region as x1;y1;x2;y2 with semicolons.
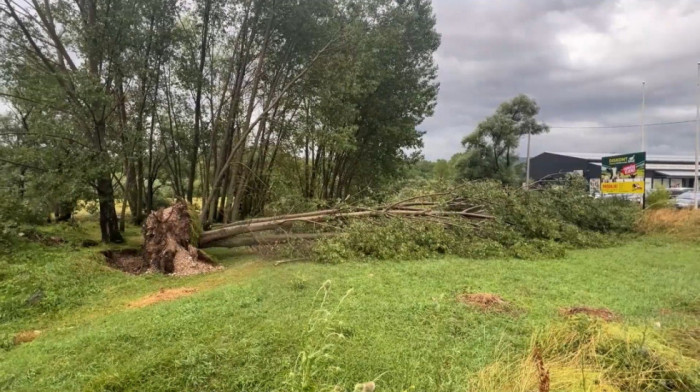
601;181;644;194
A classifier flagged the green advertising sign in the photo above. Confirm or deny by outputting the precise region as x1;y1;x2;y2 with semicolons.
600;152;646;194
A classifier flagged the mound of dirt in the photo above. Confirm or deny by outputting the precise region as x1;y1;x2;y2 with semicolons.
560;306;618;322
458;292;510;312
128;287;198;308
102;248;220;276
14;330;41;345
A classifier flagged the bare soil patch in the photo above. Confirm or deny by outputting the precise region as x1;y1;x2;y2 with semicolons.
102;248;221;276
457;292;510;312
14;330;41;345
127;287;198;308
560;306;618;322
102;249;150;275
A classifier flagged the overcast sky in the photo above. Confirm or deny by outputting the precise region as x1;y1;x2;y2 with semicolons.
420;0;700;160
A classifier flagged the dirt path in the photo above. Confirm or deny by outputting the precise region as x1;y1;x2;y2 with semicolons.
125;260;265;308
127;288;199;308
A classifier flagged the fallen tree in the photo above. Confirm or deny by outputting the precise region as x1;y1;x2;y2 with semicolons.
199;207;493;247
204;232;335;248
129;177;641;271
134;192;493;272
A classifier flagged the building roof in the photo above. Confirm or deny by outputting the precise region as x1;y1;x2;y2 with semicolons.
655;170;700;178
544;152;697;163
647;164;698;171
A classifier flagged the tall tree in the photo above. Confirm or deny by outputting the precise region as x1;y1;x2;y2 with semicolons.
1;0;442;230
0;0;153;242
456;94;549;184
295;0;440;200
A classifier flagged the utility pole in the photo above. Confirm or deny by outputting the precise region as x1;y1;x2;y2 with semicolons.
694;63;699;209
641;81;647;209
525;129;532;190
641;81;646;152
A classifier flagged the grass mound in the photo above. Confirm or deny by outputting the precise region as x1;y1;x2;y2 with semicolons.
457;292;511;312
559;306;618;322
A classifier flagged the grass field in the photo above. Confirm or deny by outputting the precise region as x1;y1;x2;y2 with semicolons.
0;223;698;391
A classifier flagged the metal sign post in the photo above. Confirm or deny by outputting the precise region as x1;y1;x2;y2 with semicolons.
695;63;699;209
525;129;532;190
641;81;646;152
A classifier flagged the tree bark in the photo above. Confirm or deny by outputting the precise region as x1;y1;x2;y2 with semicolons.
97;176;123;243
187;0;213;203
199;208;493;246
202;232;334;248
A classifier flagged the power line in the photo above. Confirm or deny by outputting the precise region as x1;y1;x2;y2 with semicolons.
549;119;696;129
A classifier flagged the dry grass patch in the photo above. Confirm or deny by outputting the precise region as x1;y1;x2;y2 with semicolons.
560;306;618;322
127;287;198;308
13;330;41;345
638;209;700;239
471;320;700;392
457;293;511;312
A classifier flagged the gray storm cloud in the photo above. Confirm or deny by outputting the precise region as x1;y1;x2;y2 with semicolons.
421;0;700;160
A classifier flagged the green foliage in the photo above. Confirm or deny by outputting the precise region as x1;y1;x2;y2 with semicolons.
405;159;436;180
0;0;442;234
312;219;456;263
0;195;48;245
309;178;640;263
647;186;672;209
456;95;549;184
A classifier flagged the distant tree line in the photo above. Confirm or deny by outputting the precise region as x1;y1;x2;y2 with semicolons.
0;0;440;242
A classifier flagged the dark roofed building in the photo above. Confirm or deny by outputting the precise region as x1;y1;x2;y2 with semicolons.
530;152;698;192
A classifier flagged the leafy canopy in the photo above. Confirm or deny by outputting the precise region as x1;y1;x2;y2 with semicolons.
456;94;549;184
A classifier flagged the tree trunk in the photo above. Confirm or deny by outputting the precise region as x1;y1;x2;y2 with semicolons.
53;201;73;222
187;0;213;203
97;176;124;243
135;157;145;224
126;160;140;224
119;196;127;232
203;232;334;248
199;208;494;246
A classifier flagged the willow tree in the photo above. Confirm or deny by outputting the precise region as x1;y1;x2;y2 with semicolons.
295;0;441;200
0;0;155;242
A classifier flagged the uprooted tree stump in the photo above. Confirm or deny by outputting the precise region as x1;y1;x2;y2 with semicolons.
142;201;218;275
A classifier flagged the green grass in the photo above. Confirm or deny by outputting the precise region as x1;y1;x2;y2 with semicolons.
0;223;698;391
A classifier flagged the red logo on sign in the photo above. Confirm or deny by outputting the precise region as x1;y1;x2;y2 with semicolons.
621;163;636;176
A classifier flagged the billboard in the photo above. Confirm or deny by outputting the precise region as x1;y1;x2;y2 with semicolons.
600;152;646;194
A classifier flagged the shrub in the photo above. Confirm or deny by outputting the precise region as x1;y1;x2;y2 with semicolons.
646;186;672;209
0;197;49;245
